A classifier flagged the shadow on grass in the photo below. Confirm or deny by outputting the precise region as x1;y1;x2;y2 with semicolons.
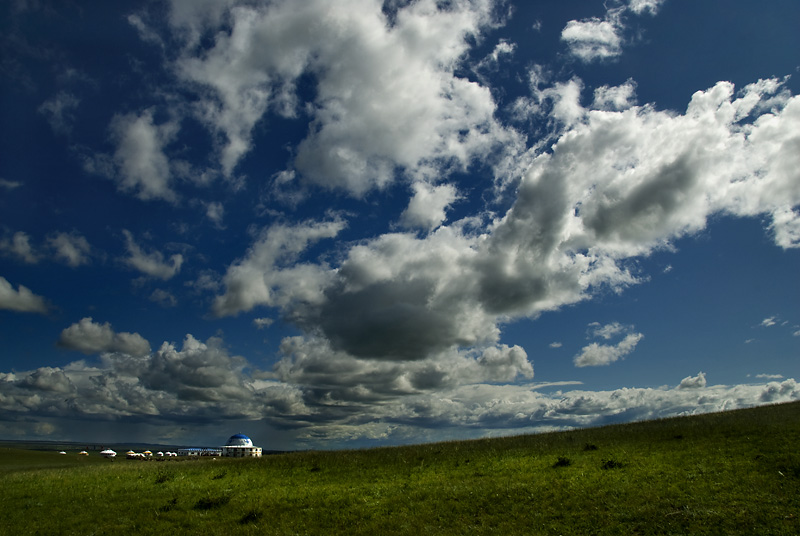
194;495;231;510
239;509;262;524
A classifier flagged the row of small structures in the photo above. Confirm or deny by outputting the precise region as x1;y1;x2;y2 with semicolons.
61;434;263;459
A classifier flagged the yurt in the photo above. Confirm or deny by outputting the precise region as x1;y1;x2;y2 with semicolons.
221;434;262;458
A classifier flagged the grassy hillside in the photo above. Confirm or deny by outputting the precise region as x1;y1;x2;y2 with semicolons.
2;402;799;535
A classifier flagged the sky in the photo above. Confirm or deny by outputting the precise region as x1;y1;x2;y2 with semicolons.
1;0;798;450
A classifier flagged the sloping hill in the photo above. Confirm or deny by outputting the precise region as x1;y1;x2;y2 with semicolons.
2;401;799;535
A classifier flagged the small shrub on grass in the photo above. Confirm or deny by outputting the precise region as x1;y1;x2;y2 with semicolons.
552;456;571;468
194;494;231;510
583;443;599;451
600;458;624;470
239;509;262;524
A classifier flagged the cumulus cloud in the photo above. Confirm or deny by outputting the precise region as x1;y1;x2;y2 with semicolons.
121;230;184;280
46;231;91;267
213;219;346;317
58;317;151;357
38;91;79;134
1;333;310;427
1;231;92;267
253;317;273;329
0;276;49;313
592;80;637;111
0;231;40;263
272;335;533;408
170;0;512;194
760;379;799;403
149;289;177;308
204;201;225;227
204;76;799;386
574;332;643;367
474;38;516;78
626;0;666;16
561;18;622;63
107;110;180;202
678;372;707;389
400;182;459;231
2;323;799;446
561;0;665;62
589;321;630;340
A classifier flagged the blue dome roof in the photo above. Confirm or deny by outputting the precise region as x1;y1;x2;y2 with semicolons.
226;433;253;447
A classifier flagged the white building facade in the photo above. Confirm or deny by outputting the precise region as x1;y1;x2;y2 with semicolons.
221;434;262;458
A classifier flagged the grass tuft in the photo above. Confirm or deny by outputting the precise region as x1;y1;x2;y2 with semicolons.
239;509;262;524
552;456;572;468
600;458;624;470
193;494;231;510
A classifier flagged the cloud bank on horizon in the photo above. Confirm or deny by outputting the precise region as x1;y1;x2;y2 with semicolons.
1;0;798;448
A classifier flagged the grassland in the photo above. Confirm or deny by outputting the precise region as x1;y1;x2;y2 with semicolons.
2;402;799;535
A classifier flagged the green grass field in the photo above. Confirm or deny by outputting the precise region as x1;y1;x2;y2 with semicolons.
2;402;799;535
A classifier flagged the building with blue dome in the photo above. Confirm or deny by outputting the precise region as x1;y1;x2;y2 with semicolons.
221;433;262;457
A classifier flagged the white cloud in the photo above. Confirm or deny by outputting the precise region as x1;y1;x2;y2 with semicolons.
213;219;346;317
561;18;622;62
561;0;666;63
121;230;184;280
1;231;91;267
573;332;643;367
592;80;637;111
0;231;40;264
107;110;180;202
205;201;225;227
171;0;512;194
475;39;516;76
127;13;164;48
626;0;667;16
149;289;177;308
253;317;273;329
760;316;778;327
0;178;22;190
0;276;49;314
58;317;151;357
755;373;784;380
400;182;459;231
38;91;79;134
770;207;800;248
549;342;563;348
1;324;799;446
272;335;533;405
589;321;630;340
1;333;310;426
46;231;91;267
206;77;799;377
678;372;707;389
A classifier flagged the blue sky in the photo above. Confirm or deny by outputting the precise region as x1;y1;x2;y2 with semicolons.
1;0;798;450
